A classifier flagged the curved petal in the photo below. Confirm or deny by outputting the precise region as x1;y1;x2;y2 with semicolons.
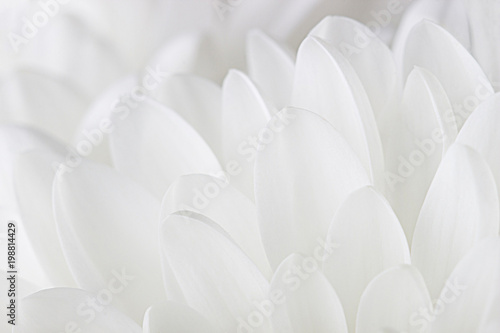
152;74;223;159
14;150;76;287
292;36;384;188
14;288;141;333
465;0;500;87
160;212;271;332
0;69;89;144
429;237;500;333
269;253;348;333
160;174;271;277
457;93;500;208
387;67;457;244
221;69;271;200
356;265;432;333
411;144;499;300
323;186;410;331
392;0;470;68
74;76;137;165
53;159;164;322
143;302;218;333
246;30;294;109
309;16;400;125
109;97;222;199
255;108;370;269
403;20;494;129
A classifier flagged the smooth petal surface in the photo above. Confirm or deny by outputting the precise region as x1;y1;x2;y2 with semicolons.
0;69;89;144
310;16;400;124
255;108;370;269
403;20;494;129
457;93;500;208
153;74;223;159
109;98;222;198
388;67;457;244
14;288;141;333
160;212;271;332
429;238;500;333
465;0;500;86
356;265;432;333
143;302;218;333
323;186;410;331
74;76;137;165
14;150;75;287
292;36;384;187
270;254;348;333
160;174;271;277
411;143;499;300
246;30;294;109
221;69;271;200
53;159;164;322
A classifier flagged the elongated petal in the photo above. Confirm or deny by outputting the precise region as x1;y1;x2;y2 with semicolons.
109;98;222;198
152;74;223;159
323;186;410;331
14;288;141;333
429;237;500;333
221;69;271;200
270;254;348;333
403;20;494;129
457;93;500;208
310;16;400;124
388;67;457;244
74;76;137;165
465;0;500;87
161;174;271;277
292;36;384;187
411;144;499;300
53;159;164;321
392;0;470;68
0;69;88;144
246;30;294;109
255;108;370;269
160;212;271;332
143;302;218;333
14;150;75;286
356;265;432;333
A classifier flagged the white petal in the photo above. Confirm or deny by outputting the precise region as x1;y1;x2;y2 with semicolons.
53;159;164;322
457;93;500;208
387;67;457;244
161;174;271;277
143;302;218;333
74;76;137;165
14;150;75;286
109;97;222;199
152;74;223;159
356;265;432;333
255;108;370;269
403;20;494;129
160;212;272;332
309;16;400;124
323;186;410;331
411;144;499;299
292;36;384;188
15;288;141;333
465;0;500;87
0;69;89;144
429;237;500;333
270;254;348;333
392;0;470;69
246;30;294;109
221;69;271;200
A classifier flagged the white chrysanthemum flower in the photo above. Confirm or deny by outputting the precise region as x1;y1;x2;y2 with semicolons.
1;0;499;332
